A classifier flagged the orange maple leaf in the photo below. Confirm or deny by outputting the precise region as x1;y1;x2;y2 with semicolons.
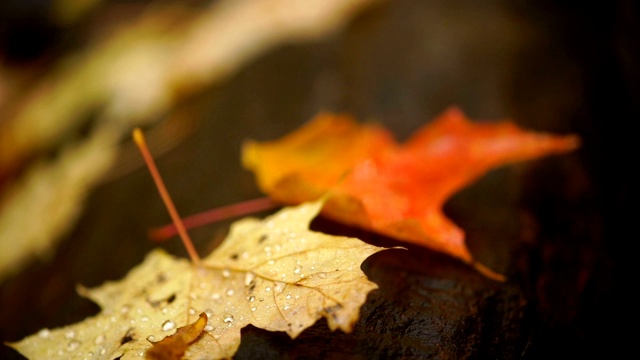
242;107;580;280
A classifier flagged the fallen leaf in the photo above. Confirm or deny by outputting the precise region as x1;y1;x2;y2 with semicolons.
0;127;119;284
8;200;391;359
242;107;580;280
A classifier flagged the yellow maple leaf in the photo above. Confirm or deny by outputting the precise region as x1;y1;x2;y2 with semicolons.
7;200;393;359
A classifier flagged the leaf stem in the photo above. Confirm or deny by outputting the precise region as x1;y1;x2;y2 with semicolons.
149;197;279;242
133;128;201;264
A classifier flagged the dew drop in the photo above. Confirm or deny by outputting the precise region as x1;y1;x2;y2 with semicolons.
251;306;257;312
211;293;221;300
244;272;256;286
99;347;106;355
285;293;291;300
65;330;76;339
247;296;255;302
67;340;80;351
189;308;196;315
141;316;149;322
205;308;214;317
226;288;235;296
37;329;50;338
267;259;275;265
204;325;214;331
283;305;290;310
93;334;106;345
317;272;327;279
223;314;234;323
293;265;301;274
161;320;176;331
161;307;169;314
146;335;156;342
265;286;271;292
259;297;264;302
222;269;231;278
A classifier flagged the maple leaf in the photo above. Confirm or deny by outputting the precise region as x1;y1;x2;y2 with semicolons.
242;107;580;280
8;200;391;359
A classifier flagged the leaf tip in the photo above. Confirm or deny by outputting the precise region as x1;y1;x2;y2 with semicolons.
472;261;506;282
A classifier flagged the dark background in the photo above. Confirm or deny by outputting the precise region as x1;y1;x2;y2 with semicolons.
0;0;636;358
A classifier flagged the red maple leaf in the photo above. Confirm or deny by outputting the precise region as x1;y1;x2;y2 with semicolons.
241;107;580;280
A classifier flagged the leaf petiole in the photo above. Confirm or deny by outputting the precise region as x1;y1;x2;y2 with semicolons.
148;197;279;241
133;128;201;264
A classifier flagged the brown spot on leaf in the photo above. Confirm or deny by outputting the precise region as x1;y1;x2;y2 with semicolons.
120;329;134;345
146;312;208;360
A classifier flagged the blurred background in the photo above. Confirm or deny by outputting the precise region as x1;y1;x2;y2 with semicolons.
0;0;636;358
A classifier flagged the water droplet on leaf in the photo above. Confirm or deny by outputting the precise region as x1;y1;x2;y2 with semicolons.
161;319;176;331
66;340;80;351
245;272;256;286
94;334;106;345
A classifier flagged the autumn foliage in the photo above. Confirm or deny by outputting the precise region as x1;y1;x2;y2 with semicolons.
8;107;580;359
9;201;389;359
242;107;580;280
